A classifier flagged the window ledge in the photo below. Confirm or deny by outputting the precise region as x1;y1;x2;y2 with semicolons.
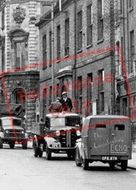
97;38;104;44
56;59;61;63
128;7;133;13
87;44;93;49
42;67;47;70
77;49;83;54
64;54;69;58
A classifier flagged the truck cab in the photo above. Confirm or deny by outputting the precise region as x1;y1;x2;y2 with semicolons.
32;112;81;159
0;116;28;149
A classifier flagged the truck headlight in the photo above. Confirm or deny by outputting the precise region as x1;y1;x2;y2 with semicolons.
21;131;25;134
56;130;60;136
25;133;28;138
5;130;9;134
76;130;81;137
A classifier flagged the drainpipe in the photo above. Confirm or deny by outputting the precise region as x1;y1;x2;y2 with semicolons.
110;0;116;114
73;0;77;112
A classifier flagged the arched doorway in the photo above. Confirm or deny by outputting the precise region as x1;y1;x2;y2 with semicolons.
12;88;26;109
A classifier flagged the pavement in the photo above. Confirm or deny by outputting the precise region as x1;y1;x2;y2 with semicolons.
128;150;136;170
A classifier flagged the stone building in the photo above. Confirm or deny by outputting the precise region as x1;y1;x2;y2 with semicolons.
0;0;49;130
36;0;115;119
114;0;136;145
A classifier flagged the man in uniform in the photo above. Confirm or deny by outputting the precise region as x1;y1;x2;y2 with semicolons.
60;91;73;111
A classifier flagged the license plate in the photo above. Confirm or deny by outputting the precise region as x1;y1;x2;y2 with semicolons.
102;156;117;161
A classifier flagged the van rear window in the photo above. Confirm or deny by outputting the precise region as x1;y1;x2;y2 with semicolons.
95;124;106;128
114;124;125;130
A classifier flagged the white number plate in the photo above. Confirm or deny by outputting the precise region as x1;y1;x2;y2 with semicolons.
102;156;117;161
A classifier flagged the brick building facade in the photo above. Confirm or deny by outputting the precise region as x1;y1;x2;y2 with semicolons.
114;0;136;145
37;0;115;120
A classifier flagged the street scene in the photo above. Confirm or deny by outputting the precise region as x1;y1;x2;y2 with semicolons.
0;0;136;189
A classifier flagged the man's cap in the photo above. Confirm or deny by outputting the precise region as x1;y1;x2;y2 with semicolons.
62;91;67;95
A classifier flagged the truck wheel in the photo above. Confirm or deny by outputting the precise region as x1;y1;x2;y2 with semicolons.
121;161;128;171
9;142;15;149
67;152;75;160
46;147;52;160
22;141;28;149
109;162;115;170
82;159;89;170
75;148;82;167
0;138;3;149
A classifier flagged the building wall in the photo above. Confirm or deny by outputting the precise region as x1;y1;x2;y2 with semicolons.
38;0;115;118
114;0;136;147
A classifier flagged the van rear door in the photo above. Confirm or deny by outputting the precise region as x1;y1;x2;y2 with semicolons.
89;118;110;155
110;118;131;156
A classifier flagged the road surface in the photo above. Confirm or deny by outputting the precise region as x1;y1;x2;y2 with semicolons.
0;144;136;190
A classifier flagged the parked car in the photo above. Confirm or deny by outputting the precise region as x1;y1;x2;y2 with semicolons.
0;116;28;149
32;112;81;159
75;115;132;170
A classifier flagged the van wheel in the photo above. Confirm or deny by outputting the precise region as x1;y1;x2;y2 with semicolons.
121;161;128;171
82;159;89;170
75;148;82;167
0;138;3;149
109;162;115;170
46;147;52;160
67;152;75;160
9;142;15;149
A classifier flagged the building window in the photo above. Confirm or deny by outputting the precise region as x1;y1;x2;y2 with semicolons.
100;92;104;112
57;25;61;60
87;73;93;115
49;31;52;67
43;88;47;120
43;34;47;69
120;0;123;14
14;41;28;69
128;0;133;9
87;4;93;46
122;98;128;116
49;86;52;105
2;9;5;30
56;83;60;97
133;95;136;106
65;18;69;56
130;30;135;73
77;10;82;51
77;76;82;114
97;0;103;41
98;69;104;90
98;69;105;113
116;41;122;76
1;37;5;71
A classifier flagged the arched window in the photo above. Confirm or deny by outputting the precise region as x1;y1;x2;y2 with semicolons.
12;88;26;109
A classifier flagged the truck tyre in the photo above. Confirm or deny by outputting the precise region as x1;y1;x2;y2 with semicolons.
46;147;52;160
22;141;28;149
0;138;3;149
9;142;15;149
67;152;75;160
109;162;115;170
82;159;89;170
121;161;128;171
75;148;82;167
